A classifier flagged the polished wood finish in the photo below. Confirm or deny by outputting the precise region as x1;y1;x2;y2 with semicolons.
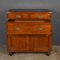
7;12;29;19
31;12;52;20
7;12;51;20
7;9;52;55
7;22;52;35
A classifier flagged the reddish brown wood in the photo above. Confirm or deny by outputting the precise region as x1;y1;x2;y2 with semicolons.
31;12;52;20
7;12;29;19
7;9;52;54
7;22;52;35
48;35;52;51
10;35;29;52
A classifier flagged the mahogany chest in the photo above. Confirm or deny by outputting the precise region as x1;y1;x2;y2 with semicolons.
7;9;52;56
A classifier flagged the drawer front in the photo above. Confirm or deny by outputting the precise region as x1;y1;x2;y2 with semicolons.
31;24;52;34
7;12;29;19
30;12;52;19
7;22;52;34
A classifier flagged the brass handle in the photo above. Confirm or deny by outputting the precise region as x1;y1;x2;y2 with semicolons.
38;27;44;30
16;15;21;18
38;16;44;18
15;27;20;30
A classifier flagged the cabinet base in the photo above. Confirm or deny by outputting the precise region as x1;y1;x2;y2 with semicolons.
8;52;51;56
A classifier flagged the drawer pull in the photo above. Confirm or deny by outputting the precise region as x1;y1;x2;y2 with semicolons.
38;27;44;30
15;27;20;30
38;16;44;18
16;15;21;18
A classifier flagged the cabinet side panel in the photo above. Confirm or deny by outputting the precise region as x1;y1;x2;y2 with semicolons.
49;35;52;51
7;35;11;52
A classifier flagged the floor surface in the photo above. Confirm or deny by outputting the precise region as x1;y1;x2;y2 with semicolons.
0;46;60;60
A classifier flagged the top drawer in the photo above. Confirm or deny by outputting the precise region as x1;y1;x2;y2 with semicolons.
30;12;52;20
7;11;52;21
7;12;29;19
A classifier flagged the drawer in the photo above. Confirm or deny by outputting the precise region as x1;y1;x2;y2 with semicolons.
7;12;29;19
7;22;52;34
30;12;52;19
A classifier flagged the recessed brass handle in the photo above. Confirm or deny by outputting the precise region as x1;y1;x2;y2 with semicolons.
38;27;44;30
15;27;20;30
16;15;21;18
38;16;44;18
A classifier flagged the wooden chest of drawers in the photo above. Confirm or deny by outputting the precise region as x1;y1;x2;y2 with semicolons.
7;9;52;56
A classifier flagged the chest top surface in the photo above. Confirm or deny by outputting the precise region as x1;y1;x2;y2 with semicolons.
8;9;51;12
